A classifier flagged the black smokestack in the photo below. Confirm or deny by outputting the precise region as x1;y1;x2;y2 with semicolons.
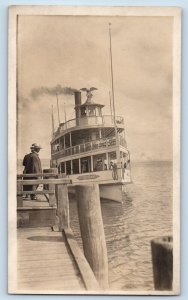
74;91;82;106
74;91;81;122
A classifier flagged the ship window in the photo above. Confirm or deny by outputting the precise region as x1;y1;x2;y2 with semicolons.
66;160;71;175
88;107;95;116
65;134;70;148
59;137;64;150
81;156;91;173
60;162;65;173
93;153;107;171
96;107;101;117
72;159;79;174
81;107;86;117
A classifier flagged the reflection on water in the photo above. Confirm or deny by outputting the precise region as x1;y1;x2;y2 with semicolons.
69;161;173;291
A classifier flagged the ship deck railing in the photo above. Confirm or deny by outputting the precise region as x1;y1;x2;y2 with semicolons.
53;115;124;136
52;136;127;158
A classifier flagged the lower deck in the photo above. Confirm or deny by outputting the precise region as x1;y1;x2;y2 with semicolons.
67;167;131;183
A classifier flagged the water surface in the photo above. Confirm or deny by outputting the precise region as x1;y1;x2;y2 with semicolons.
69;161;173;291
17;159;173;291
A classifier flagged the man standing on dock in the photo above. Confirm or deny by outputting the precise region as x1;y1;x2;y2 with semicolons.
22;144;34;198
23;145;34;174
24;143;42;200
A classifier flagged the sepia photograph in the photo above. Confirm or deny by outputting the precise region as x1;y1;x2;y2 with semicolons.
8;6;181;295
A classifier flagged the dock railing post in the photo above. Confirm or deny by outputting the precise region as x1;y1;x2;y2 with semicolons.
17;175;23;207
151;236;173;290
43;168;58;207
75;183;109;289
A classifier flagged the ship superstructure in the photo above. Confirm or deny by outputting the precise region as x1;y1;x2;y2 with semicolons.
50;90;131;201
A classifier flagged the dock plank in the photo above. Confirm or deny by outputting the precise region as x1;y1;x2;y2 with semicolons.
17;227;85;292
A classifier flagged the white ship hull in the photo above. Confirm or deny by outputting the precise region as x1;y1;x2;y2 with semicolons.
68;185;122;202
68;183;128;202
99;184;124;202
67;168;131;202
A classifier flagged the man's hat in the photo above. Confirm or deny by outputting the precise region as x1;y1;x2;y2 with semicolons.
31;143;42;149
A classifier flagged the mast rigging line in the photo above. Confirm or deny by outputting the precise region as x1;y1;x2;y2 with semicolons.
108;23;120;162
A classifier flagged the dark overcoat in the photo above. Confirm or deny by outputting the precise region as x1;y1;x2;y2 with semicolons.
23;153;31;174
25;152;42;175
24;152;42;192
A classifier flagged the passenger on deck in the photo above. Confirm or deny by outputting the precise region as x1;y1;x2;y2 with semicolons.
109;161;114;170
126;159;130;169
112;162;118;180
94;160;103;171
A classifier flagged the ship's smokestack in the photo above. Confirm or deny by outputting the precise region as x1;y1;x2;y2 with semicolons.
74;91;81;123
74;91;81;106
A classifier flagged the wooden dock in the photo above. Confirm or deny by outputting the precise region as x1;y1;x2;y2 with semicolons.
15;173;107;294
17;227;85;293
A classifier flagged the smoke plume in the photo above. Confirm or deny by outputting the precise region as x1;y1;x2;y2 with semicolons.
31;85;78;99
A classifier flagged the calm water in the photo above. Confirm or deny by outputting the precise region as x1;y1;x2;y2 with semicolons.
69;161;173;291
17;160;172;291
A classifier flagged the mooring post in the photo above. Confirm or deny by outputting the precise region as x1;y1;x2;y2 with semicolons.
75;183;109;289
17;176;23;207
43;168;58;207
151;236;173;290
55;183;70;230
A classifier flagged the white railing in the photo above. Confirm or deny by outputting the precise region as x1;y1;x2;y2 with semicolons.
52;136;127;158
53;115;124;138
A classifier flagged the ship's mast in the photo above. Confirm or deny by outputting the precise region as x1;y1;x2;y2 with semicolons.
64;102;67;123
51;105;55;137
56;92;60;125
108;23;120;163
109;91;113;119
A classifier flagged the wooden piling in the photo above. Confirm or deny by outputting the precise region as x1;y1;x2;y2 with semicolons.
151;236;173;290
75;183;109;289
17;177;23;207
43;168;58;207
55;184;70;230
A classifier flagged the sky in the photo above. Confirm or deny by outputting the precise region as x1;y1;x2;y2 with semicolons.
17;15;173;161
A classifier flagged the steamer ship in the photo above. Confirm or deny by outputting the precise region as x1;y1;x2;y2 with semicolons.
50;89;131;202
50;24;131;202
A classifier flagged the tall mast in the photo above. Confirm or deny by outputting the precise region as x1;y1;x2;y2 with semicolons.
56;92;60;125
51;105;55;136
64;102;67;123
108;23;120;162
109;91;113;119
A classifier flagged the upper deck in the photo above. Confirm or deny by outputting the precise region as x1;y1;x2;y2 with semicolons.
52;114;124;142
